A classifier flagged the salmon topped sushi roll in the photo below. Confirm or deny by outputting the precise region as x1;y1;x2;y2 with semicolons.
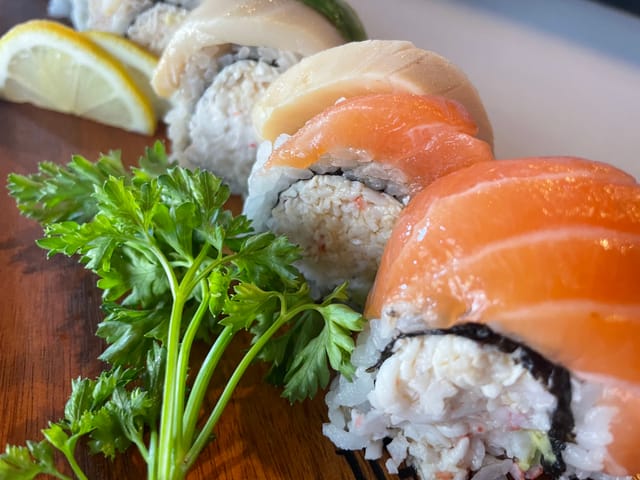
244;92;494;302
324;157;640;479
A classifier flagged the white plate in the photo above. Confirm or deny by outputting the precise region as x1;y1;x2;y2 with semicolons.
349;0;640;179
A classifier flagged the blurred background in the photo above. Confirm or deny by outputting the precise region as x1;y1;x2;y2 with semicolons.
349;0;640;178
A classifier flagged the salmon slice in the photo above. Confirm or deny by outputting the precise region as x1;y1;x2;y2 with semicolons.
366;157;640;384
266;93;494;196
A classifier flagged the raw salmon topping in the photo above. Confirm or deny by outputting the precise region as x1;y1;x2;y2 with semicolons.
266;93;494;195
367;157;640;384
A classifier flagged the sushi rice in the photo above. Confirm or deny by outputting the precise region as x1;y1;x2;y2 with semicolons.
169;46;301;196
324;315;630;480
245;135;409;301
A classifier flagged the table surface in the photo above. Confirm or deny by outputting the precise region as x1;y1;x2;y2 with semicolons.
0;2;373;479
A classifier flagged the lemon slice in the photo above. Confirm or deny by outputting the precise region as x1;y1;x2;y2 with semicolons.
83;30;170;118
0;20;156;135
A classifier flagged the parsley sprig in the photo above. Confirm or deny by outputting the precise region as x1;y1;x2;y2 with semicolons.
3;143;364;480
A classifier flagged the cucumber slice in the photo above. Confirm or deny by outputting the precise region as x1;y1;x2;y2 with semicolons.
300;0;367;41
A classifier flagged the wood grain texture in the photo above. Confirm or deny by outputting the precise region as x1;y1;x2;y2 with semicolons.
0;3;358;479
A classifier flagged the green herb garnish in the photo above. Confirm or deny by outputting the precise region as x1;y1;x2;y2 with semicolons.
2;142;364;480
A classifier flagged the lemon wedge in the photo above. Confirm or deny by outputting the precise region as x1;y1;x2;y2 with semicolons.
83;30;170;118
0;20;156;135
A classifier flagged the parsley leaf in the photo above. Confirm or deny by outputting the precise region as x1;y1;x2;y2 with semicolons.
281;298;364;402
7;143;173;225
0;443;58;480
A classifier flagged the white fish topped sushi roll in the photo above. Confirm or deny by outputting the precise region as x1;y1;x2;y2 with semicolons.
151;0;365;196
47;0;197;53
127;2;194;55
244;92;494;303
324;157;640;479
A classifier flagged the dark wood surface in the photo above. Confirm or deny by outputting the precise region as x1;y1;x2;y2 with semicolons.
0;3;363;479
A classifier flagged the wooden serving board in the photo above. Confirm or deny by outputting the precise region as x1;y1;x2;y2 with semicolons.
0;3;381;479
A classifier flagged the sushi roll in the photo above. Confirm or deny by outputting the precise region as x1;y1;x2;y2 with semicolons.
150;0;364;196
324;157;640;479
127;2;195;55
244;92;494;303
47;0;196;52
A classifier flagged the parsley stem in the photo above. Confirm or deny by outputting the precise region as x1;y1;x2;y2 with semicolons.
132;436;149;464
156;245;210;479
183;300;311;471
182;325;235;448
63;450;88;480
156;294;186;479
186;252;241;293
174;280;213;455
148;243;180;300
50;473;72;480
147;429;158;480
